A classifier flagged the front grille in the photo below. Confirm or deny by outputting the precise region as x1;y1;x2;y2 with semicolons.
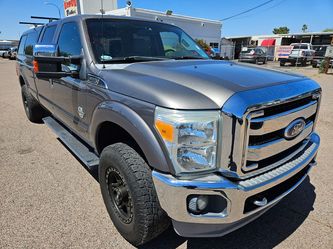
242;94;320;175
248;114;316;146
263;96;313;117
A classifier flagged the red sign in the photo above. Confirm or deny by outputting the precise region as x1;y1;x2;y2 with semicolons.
64;0;78;16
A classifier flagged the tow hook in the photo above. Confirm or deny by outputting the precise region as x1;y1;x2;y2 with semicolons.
253;197;268;207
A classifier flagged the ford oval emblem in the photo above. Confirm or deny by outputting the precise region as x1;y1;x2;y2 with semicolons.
284;119;306;139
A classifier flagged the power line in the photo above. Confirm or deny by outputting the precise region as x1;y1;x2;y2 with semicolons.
230;0;287;21
221;0;275;21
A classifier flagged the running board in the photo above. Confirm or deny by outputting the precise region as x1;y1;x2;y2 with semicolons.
43;117;99;169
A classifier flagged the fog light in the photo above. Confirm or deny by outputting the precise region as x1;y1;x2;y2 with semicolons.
188;195;209;213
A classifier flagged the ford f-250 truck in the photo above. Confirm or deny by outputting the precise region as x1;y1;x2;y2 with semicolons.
17;15;321;246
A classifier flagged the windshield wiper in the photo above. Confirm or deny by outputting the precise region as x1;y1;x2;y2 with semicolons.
124;56;168;61
102;56;169;64
172;56;206;60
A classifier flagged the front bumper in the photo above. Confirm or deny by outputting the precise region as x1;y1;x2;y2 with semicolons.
152;133;319;237
281;57;306;63
239;57;256;63
313;59;333;67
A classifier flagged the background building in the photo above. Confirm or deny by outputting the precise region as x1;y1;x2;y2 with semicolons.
224;32;333;60
0;40;19;50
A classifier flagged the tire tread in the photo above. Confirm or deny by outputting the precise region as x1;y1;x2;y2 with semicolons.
99;143;169;246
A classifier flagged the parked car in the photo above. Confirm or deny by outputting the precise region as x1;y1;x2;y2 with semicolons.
0;49;8;57
2;48;10;58
7;47;18;60
311;46;332;68
17;15;321;246
280;43;315;66
238;47;267;64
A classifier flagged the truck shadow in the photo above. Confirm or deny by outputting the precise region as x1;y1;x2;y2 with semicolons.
139;177;316;249
60;142;316;249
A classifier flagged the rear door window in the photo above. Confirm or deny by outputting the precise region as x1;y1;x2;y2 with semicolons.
41;25;57;44
24;30;41;56
18;35;27;55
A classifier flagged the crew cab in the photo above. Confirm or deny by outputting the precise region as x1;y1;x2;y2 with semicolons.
17;15;321;246
280;43;315;66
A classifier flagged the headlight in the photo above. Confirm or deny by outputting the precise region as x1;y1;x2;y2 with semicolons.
154;107;220;175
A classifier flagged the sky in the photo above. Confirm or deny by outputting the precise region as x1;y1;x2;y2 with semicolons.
0;0;332;40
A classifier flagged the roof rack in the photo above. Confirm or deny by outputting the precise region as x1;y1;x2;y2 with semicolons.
19;22;45;27
31;16;60;22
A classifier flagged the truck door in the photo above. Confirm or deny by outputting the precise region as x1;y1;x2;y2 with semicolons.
19;29;42;101
51;22;87;134
34;24;58;111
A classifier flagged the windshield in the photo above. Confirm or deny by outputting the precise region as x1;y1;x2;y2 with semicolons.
86;19;209;63
292;44;308;50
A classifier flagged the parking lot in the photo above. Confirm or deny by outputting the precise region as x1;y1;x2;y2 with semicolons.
0;58;332;249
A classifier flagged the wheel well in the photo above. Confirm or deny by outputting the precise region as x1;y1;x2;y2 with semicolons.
96;122;147;162
19;76;25;87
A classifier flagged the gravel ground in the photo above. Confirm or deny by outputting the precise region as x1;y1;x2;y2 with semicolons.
0;59;332;249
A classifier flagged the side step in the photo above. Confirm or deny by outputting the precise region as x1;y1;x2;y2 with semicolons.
43;117;99;169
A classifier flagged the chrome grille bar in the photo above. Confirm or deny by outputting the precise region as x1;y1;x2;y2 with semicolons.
247;122;313;161
249;101;317;136
239;142;317;189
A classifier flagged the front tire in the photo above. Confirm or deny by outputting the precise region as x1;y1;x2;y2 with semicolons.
99;143;169;246
301;59;307;67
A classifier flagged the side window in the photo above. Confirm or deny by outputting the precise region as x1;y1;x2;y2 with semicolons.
18;35;27;55
160;32;180;51
160;31;207;58
41;25;57;44
24;31;39;56
58;22;82;57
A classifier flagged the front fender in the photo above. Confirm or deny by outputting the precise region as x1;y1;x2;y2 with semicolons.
90;101;172;173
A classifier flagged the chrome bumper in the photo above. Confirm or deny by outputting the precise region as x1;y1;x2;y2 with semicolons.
153;133;319;226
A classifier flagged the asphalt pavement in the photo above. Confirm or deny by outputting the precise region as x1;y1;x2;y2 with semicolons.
0;59;332;248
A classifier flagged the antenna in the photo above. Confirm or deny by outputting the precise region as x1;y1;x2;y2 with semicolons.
100;0;106;68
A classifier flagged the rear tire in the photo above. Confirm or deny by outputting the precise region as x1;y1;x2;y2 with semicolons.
21;85;45;123
280;61;285;66
99;143;170;246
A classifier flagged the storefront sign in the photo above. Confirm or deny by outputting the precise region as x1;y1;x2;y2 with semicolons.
64;0;78;16
276;46;293;58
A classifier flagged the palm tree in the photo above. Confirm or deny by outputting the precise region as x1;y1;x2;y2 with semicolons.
302;24;308;33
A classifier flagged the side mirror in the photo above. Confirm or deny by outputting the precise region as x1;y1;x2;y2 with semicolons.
33;44;82;79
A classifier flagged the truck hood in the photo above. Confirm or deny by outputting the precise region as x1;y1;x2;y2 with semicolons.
99;60;306;109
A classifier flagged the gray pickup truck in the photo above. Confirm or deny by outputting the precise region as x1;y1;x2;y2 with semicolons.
17;15;321;246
